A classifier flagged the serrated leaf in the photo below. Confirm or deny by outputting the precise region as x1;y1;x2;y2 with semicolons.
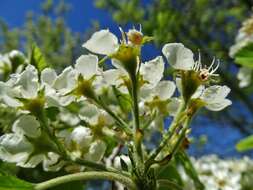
234;43;253;68
29;44;48;72
0;175;34;190
176;151;205;190
236;135;253;152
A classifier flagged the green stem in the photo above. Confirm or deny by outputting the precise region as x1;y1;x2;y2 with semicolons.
131;74;142;159
38;111;67;157
38;111;124;175
167;117;191;157
145;101;186;168
95;97;132;136
35;171;137;190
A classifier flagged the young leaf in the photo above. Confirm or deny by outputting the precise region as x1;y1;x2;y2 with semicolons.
0;175;34;190
176;151;205;190
236;135;253;152
156;160;183;189
234;43;253;68
29;43;48;72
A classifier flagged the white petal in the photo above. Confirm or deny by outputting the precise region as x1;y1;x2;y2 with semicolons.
162;43;194;70
205;99;232;111
192;85;205;99
15;65;39;98
12;115;41;138
0;134;33;164
43;152;65;171
0;82;21;107
41;68;57;86
53;67;76;94
83;29;119;55
67;126;93;150
201;85;230;103
140;56;164;88
167;98;181;116
18;154;44;168
103;69;125;86
75;54;98;79
154;81;176;100
84;140;106;162
79;103;100;125
237;67;252;88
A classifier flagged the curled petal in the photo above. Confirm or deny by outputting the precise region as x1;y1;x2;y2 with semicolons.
53;67;76;94
162;43;194;70
83;29;119;55
0;134;33;165
84;140;106;162
41;68;57;86
140;56;165;88
154;81;176;100
205;99;232;111
75;54;98;80
15;65;39;98
201;85;230;103
43;152;65;171
12;115;41;138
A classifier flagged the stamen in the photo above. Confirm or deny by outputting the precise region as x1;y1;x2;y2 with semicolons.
208;57;216;72
119;27;127;44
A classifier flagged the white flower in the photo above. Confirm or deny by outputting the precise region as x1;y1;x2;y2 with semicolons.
79;102;113;126
75;54;99;80
162;43;195;70
140;56;165;88
66;126;107;162
237;67;252;88
0;115;62;170
140;81;176;102
83;29;119;55
84;140;106;162
199;85;232;111
66;126;93;150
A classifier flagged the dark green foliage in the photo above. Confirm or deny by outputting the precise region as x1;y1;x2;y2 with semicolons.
0;175;34;190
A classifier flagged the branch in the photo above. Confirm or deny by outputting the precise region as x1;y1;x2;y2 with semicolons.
35;171;137;190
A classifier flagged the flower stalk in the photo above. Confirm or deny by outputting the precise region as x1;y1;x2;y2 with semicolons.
35;171;137;190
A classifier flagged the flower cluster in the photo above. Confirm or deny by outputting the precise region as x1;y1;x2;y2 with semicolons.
181;155;253;190
0;28;231;181
229;16;253;88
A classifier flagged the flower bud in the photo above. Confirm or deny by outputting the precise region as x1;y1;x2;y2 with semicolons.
127;29;143;45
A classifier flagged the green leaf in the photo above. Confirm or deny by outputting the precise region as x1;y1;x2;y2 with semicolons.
236;135;253;152
29;43;48;72
234;43;253;68
45;107;60;121
0;175;34;190
176;151;205;190
156;160;183;189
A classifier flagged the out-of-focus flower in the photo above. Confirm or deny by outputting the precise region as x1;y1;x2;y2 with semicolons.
0;115;64;170
66;126;107;162
182;155;253;190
